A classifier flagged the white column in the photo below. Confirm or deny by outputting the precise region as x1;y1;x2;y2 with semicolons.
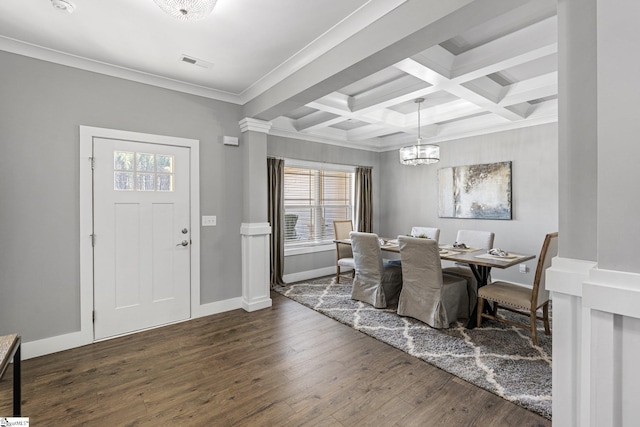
240;222;272;311
239;118;272;312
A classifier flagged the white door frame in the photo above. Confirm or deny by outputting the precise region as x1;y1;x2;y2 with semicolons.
79;126;200;342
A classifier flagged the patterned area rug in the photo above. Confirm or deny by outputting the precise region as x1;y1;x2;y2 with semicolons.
273;275;552;420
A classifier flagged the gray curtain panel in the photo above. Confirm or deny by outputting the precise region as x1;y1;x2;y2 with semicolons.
267;157;285;286
355;167;373;233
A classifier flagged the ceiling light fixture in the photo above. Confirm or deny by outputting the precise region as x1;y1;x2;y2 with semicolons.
399;98;440;166
51;0;75;13
153;0;217;21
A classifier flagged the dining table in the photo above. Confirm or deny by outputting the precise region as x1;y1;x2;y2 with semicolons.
334;237;536;328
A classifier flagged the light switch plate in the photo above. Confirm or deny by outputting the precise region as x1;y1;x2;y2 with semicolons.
519;263;528;273
202;215;217;226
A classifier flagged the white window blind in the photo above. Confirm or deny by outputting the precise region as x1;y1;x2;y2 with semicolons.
284;165;354;247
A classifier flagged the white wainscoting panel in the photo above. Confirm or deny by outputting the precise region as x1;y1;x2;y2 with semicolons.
548;257;640;426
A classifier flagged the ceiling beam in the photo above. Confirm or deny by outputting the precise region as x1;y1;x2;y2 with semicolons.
242;0;532;121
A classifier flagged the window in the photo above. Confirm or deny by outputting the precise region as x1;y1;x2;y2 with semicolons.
284;163;354;249
113;151;174;192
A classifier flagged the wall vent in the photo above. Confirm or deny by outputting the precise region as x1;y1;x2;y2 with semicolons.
179;55;213;69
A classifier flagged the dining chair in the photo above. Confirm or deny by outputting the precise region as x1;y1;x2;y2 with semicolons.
410;226;440;242
333;220;355;283
442;229;495;316
397;236;468;328
476;232;558;346
350;231;403;308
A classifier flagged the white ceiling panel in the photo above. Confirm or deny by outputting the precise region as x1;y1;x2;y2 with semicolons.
0;0;558;151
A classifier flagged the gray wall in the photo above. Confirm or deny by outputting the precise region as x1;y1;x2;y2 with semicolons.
558;0;598;262
596;0;640;273
267;136;380;276
0;52;244;342
378;123;559;286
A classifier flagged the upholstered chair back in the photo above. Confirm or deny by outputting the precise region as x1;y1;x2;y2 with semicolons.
350;231;402;308
397;235;468;328
333;220;353;259
534;232;559;307
455;229;495;249
410;226;441;243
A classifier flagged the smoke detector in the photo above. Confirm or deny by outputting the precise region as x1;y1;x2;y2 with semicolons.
51;0;75;13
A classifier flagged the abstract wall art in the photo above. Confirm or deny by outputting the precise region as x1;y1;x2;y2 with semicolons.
438;161;512;220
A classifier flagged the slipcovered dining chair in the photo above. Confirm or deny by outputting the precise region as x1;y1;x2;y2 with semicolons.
442;229;495;316
350;232;402;308
333;220;355;283
397;236;468;328
410;226;440;242
477;232;558;346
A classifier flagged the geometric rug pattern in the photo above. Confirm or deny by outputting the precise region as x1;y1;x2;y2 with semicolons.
274;275;552;420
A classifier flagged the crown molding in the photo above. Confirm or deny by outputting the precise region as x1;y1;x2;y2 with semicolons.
239;118;272;134
0;36;241;105
0;1;408;107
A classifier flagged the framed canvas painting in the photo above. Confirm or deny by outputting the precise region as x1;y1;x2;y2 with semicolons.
438;161;512;219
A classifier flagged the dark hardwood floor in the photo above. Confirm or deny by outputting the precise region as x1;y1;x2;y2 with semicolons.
0;292;550;426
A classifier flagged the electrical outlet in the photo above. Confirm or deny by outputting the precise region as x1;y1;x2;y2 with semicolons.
202;215;217;226
519;263;528;273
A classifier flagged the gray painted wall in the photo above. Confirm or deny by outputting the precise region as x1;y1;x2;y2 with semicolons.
267;136;380;277
268;125;558;285
0;52;244;342
596;0;640;273
558;0;598;262
0;50;561;343
378;123;559;286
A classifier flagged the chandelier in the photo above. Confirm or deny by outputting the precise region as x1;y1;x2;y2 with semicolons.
399;98;440;165
153;0;217;21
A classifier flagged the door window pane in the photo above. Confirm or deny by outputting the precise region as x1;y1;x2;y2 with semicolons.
114;151;134;171
157;155;173;173
114;172;134;191
157;174;173;191
136;153;155;172
136;173;155;191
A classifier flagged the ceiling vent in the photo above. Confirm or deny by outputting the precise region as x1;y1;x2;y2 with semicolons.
179;55;213;69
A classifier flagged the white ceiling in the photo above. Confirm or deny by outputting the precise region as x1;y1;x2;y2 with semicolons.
0;0;558;151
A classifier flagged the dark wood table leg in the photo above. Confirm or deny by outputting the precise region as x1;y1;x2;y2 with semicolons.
466;265;492;329
13;339;21;417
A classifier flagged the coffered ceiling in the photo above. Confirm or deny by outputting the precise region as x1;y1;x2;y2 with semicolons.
0;0;557;151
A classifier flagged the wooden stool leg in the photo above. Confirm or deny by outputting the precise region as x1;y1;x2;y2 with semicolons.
13;341;21;416
530;312;538;346
476;297;484;327
336;266;341;283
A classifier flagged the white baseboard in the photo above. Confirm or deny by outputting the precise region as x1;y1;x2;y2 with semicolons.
21;297;244;360
22;330;91;360
241;297;273;312
283;266;347;284
193;296;243;318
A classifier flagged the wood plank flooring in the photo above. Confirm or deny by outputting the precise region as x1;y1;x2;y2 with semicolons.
0;292;551;426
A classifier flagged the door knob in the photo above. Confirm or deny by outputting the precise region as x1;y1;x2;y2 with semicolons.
176;240;189;247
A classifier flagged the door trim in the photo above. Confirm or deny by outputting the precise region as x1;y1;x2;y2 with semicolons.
80;126;200;342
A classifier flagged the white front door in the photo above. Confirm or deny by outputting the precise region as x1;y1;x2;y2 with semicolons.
93;137;191;340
